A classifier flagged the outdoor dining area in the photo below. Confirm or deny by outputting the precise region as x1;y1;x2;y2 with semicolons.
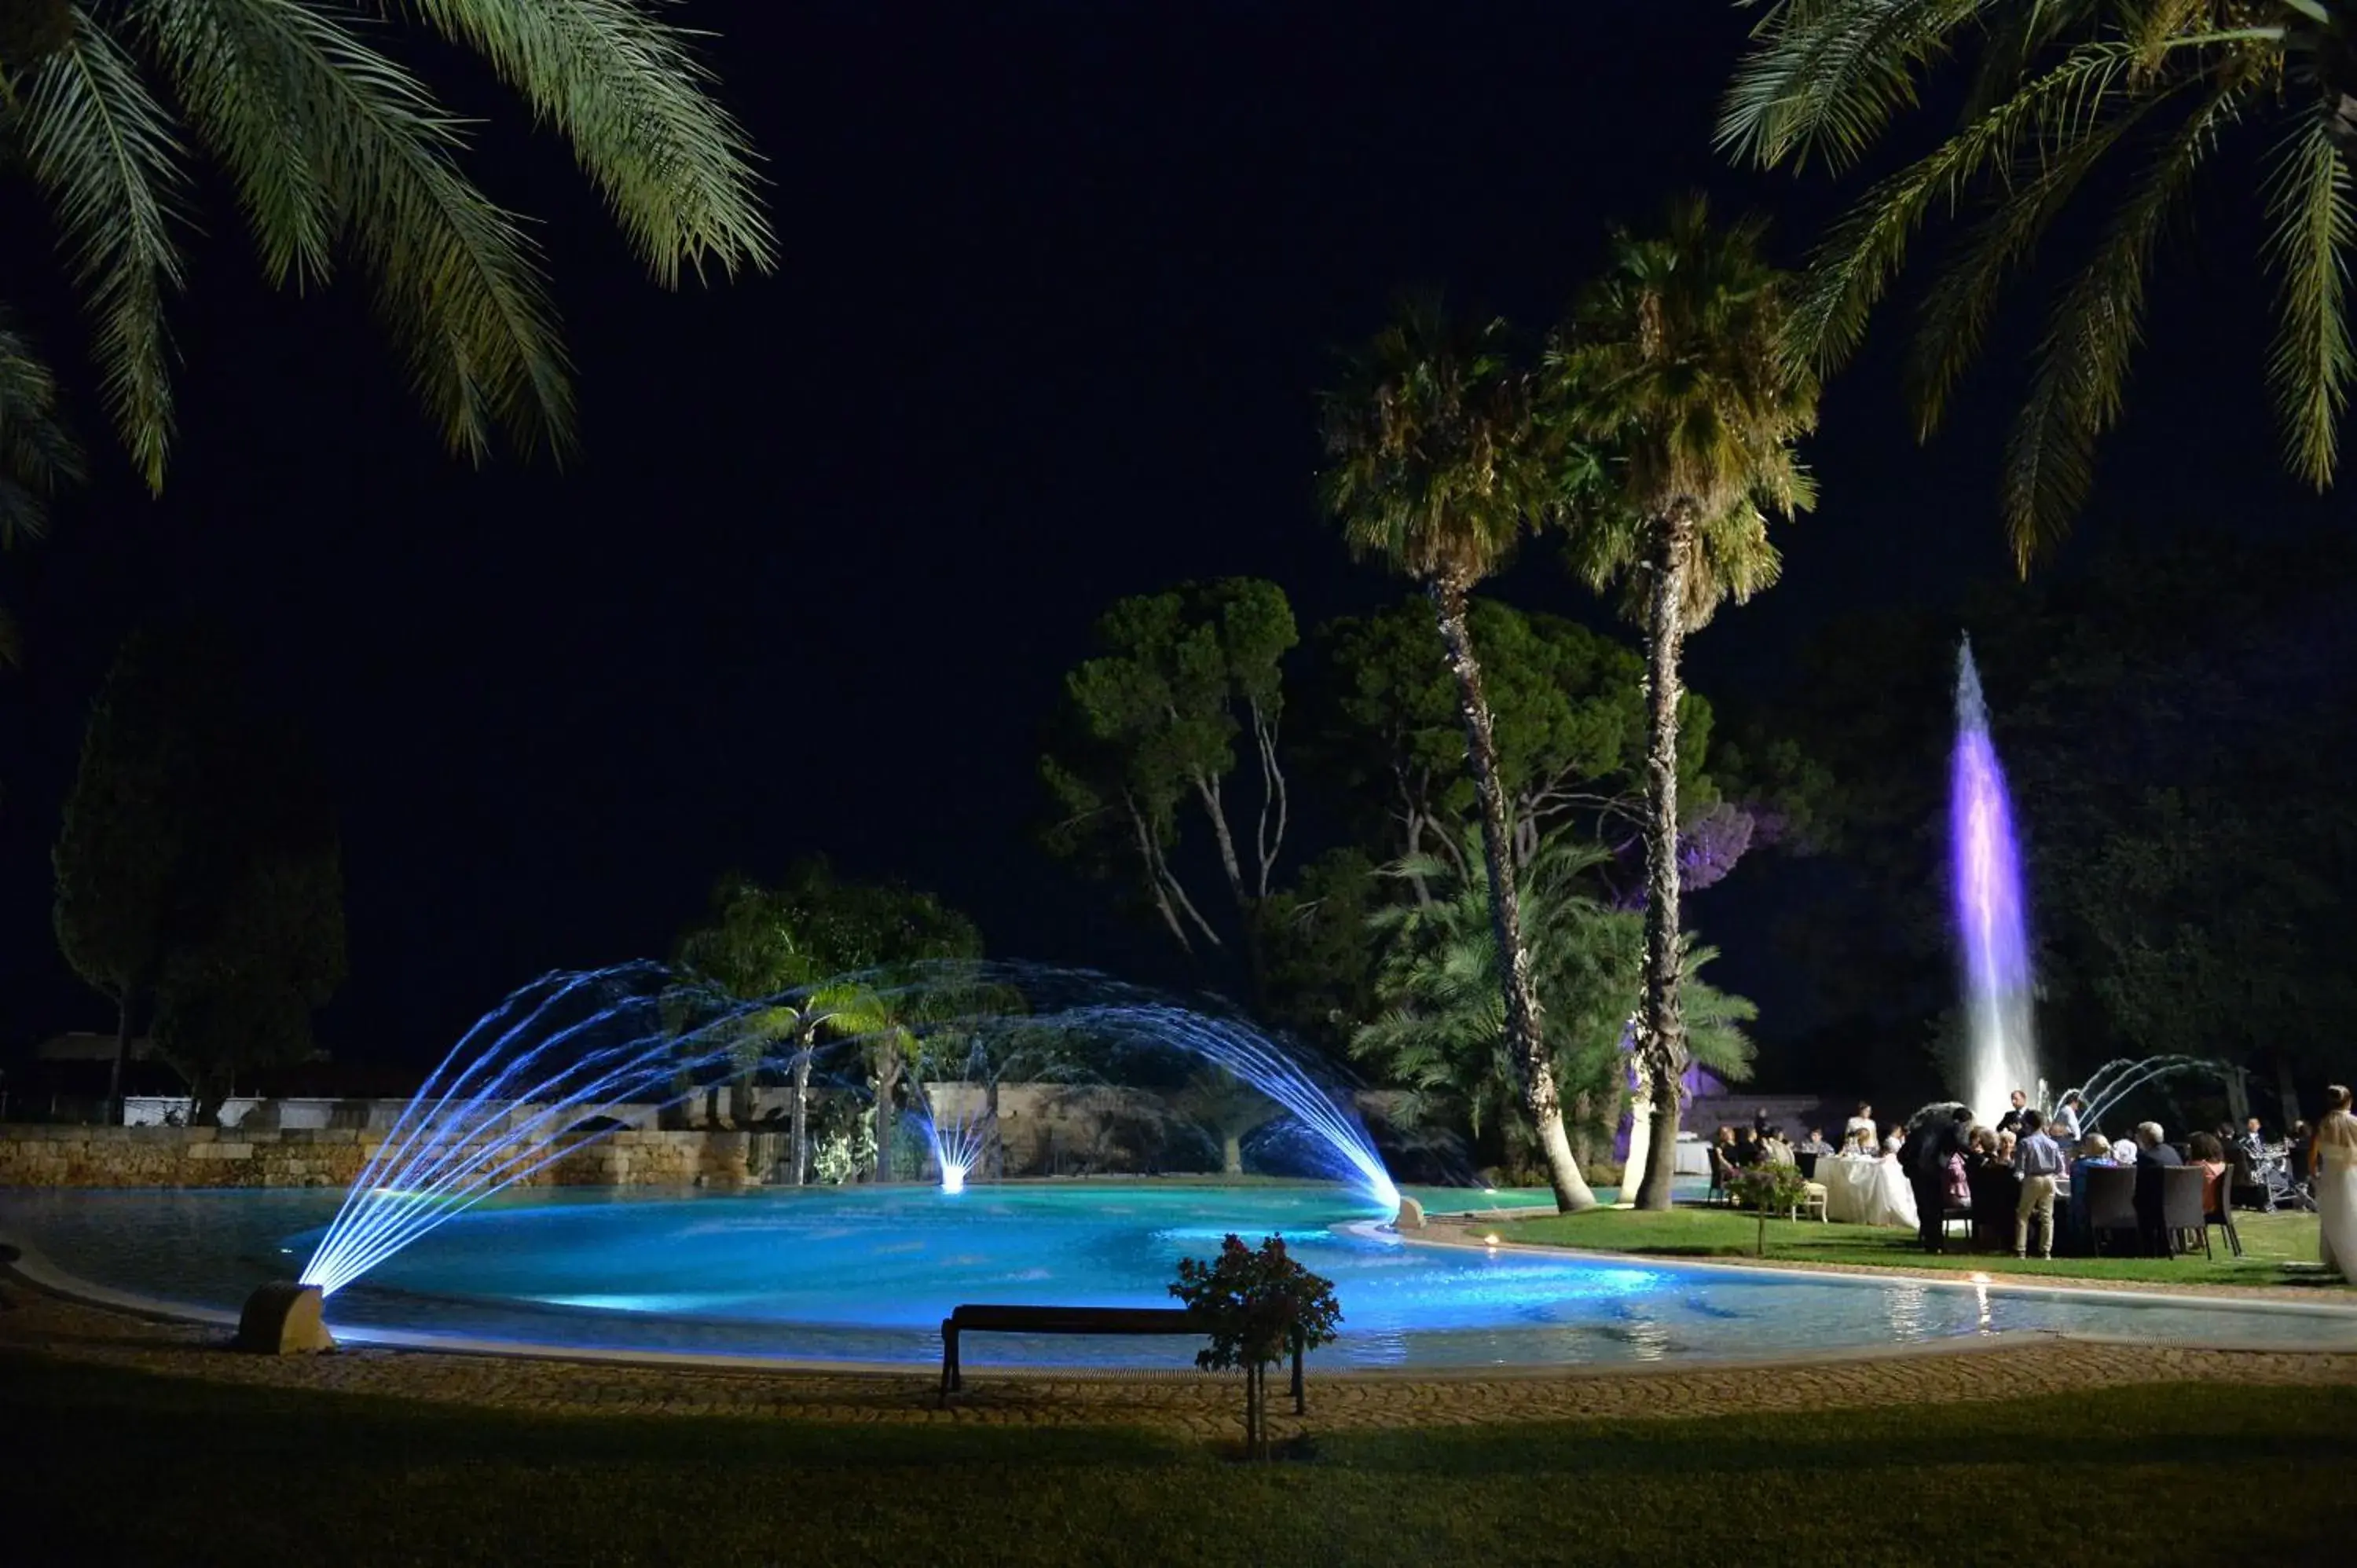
1703;1108;2270;1261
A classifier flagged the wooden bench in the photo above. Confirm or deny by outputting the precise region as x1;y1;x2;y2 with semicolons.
937;1303;1306;1411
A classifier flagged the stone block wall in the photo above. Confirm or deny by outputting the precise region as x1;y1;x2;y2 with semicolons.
0;1125;757;1190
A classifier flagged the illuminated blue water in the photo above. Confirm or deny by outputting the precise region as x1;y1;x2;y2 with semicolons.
7;1183;2355;1369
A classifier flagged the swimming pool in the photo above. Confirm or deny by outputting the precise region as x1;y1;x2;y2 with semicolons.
5;1182;2353;1370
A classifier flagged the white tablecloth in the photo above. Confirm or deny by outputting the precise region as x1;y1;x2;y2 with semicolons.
1819;1155;1920;1229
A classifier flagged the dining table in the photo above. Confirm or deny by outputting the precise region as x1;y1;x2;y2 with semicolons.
1816;1153;1921;1229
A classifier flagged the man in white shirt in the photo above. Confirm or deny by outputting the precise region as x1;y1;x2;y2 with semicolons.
2014;1109;2066;1259
2051;1093;2084;1145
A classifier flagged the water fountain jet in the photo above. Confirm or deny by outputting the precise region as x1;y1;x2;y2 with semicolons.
1952;638;2037;1123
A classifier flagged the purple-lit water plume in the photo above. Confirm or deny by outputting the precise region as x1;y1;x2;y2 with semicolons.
1952;639;2036;1123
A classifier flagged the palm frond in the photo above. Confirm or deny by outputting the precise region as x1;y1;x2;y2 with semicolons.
2263;104;2356;490
200;0;574;460
0;314;85;546
1788;38;2163;374
134;0;339;290
387;0;774;284
2003;81;2238;567
12;8;189;489
1903;86;2165;436
1720;0;1995;172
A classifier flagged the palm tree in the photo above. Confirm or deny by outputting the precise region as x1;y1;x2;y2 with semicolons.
1355;830;1756;1174
1722;2;2356;567
0;0;771;491
1545;196;1816;1211
1321;298;1598;1213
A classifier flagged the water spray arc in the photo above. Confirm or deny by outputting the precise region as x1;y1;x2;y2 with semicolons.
289;961;1404;1306
1952;638;2038;1123
300;965;780;1298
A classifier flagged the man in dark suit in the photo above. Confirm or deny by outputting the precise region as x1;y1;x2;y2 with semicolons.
2132;1122;2184;1257
1995;1088;2030;1137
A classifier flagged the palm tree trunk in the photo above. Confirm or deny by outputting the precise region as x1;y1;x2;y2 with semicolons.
874;1072;895;1183
1633;512;1692;1211
790;1048;812;1185
1427;578;1598;1214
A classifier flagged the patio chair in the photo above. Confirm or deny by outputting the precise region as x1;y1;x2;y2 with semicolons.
2081;1165;2139;1256
2198;1166;2243;1259
1798;1181;1828;1222
2161;1164;2212;1258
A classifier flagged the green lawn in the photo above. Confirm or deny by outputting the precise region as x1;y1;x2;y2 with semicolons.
1493;1205;2343;1288
0;1353;2348;1565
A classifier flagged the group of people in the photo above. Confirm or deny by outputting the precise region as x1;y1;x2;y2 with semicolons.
1739;1085;2357;1275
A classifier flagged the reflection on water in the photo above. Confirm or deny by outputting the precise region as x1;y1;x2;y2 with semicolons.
4;1184;2353;1371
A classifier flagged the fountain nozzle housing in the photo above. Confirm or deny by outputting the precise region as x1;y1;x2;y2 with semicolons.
236;1280;335;1355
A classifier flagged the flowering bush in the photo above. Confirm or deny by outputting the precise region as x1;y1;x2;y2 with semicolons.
1169;1233;1342;1459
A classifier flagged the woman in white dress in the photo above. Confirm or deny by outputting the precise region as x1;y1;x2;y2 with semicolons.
2311;1085;2357;1280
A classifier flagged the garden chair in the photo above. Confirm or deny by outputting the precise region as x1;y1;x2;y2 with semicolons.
2081;1166;2139;1256
2161;1165;2212;1258
2198;1167;2243;1259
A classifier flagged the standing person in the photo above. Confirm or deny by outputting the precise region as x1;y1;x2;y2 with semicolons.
2310;1086;2357;1280
2014;1109;2064;1259
1996;1088;2030;1137
1846;1103;1876;1144
2052;1093;2084;1146
2239;1116;2267;1160
2132;1123;2183;1258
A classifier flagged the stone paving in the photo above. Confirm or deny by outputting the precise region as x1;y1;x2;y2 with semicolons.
5;1273;2355;1445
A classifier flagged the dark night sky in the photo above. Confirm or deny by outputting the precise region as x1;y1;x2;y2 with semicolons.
0;1;2341;1069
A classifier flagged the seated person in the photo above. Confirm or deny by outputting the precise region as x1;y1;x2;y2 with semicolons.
2187;1130;2231;1215
1964;1126;2000;1171
1797;1127;1834;1156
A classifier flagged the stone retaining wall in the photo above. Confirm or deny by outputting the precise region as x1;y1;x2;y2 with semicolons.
0;1125;761;1190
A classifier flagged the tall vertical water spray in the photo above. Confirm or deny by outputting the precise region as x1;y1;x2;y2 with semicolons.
1952;638;2037;1123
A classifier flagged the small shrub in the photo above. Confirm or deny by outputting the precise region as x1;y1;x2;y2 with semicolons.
1169;1234;1342;1460
1728;1163;1814;1256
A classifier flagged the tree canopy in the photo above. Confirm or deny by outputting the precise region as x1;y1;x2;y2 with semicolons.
54;625;346;1119
1041;577;1297;957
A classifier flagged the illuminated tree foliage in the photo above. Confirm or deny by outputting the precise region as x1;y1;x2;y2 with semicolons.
1041;577;1297;958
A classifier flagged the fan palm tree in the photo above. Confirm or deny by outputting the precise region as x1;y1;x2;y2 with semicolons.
1321;297;1599;1213
0;0;772;493
1354;830;1756;1174
1722;1;2356;566
1545;196;1816;1211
